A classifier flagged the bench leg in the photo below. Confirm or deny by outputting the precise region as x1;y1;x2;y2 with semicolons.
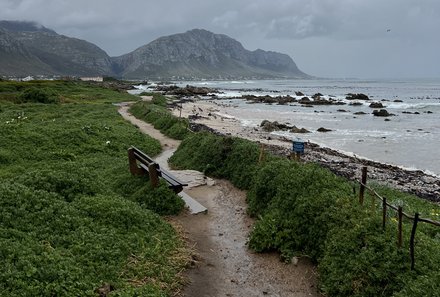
148;163;160;188
128;148;145;176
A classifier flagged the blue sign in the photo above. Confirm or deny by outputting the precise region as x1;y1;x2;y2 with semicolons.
293;139;305;154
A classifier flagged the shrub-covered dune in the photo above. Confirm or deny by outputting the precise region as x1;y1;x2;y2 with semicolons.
0;81;187;296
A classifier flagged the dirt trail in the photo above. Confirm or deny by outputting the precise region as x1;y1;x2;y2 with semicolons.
118;103;320;297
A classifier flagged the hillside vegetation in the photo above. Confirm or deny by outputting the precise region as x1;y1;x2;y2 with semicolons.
0;81;188;296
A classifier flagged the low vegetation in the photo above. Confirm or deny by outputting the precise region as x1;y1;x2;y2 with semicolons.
170;132;440;297
129;93;190;140
0;81;188;296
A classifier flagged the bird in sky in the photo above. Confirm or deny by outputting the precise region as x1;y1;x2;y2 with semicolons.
387;29;391;32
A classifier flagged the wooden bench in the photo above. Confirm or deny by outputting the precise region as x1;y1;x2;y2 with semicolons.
128;146;187;193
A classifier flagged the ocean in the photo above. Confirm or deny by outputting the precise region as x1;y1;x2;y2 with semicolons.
170;79;440;176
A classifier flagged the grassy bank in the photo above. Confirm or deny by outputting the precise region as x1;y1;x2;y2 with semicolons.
169;132;440;297
129;93;190;140
0;81;188;296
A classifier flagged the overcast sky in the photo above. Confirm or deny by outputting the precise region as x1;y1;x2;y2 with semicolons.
1;0;439;78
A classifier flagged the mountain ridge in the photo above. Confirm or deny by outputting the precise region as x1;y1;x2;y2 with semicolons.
0;21;310;79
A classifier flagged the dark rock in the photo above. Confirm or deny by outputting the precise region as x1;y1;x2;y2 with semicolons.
394;99;403;102
369;102;385;108
372;109;393;117
261;120;289;132
346;93;369;100
295;91;304;96
317;127;332;132
312;93;323;99
290;126;310;133
298;97;311;104
337;109;348;112
354;111;367;115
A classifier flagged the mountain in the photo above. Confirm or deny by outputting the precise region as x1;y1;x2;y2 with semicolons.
112;29;309;79
0;21;310;79
0;21;113;76
0;27;55;75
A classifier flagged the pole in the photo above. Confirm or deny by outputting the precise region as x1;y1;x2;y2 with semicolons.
359;166;367;205
410;213;420;270
398;206;403;248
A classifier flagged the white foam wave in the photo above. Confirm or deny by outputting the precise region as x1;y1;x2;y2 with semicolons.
386;102;440;109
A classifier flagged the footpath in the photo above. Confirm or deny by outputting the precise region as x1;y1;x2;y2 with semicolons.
118;103;320;297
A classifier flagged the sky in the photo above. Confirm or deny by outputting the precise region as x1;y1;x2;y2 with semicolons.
1;0;440;79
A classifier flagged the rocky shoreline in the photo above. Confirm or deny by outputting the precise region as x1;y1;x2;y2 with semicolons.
175;99;440;203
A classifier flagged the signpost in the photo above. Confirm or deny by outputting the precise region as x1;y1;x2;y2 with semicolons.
292;138;305;161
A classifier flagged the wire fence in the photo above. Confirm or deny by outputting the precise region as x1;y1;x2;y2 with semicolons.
357;166;440;270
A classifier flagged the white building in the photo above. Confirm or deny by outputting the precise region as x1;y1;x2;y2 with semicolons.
80;76;104;82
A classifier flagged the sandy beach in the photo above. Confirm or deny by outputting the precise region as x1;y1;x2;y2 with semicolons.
171;98;440;202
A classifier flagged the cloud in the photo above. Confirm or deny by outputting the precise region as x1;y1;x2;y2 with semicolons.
0;0;439;77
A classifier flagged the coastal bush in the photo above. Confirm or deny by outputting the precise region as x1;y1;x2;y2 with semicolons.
15;167;102;202
0;182;187;296
248;161;356;261
130;180;185;215
169;132;260;189
171;130;440;297
129;95;190;140
18;87;59;104
0;82;188;296
319;217;411;297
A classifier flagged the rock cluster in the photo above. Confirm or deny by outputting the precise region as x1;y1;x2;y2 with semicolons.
372;109;394;117
260;120;310;133
154;85;219;97
346;93;369;100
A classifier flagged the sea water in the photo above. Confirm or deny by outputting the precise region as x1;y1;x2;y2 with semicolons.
174;79;440;175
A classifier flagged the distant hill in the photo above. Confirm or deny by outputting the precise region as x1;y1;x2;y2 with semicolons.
112;29;310;80
0;21;310;79
0;21;113;76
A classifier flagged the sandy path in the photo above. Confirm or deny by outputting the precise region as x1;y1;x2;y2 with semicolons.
118;103;320;297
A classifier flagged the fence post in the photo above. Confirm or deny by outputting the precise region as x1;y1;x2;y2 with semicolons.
148;163;160;188
410;213;420;270
398;206;403;248
359;166;367;205
128;148;144;176
382;198;387;230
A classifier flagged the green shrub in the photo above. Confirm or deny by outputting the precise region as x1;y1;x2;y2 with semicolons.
129;97;190;140
16;167;102;202
131;180;185;215
171;131;440;296
18;87;59;104
0;82;189;296
0;181;186;296
319;217;411;297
